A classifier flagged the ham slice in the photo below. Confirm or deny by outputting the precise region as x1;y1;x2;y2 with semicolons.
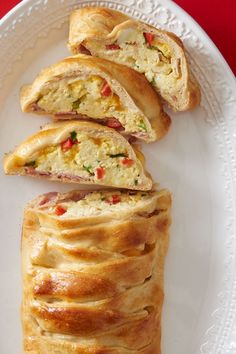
54;112;77;117
35;191;90;209
59;191;90;203
79;44;91;55
31;103;44;112
106;118;124;130
132;132;149;139
24;167;90;184
38;192;59;207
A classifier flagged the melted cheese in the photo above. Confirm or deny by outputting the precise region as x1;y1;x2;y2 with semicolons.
37;75;151;135
50;191;151;218
30;132;142;187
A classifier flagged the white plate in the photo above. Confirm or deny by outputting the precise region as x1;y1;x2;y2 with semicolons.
0;1;236;353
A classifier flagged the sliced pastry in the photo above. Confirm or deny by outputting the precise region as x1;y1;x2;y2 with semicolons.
22;188;171;353
3;121;152;190
20;54;171;143
68;7;201;111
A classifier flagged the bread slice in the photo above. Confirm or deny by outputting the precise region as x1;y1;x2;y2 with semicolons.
22;189;171;353
20;54;170;143
3;121;152;190
68;7;201;111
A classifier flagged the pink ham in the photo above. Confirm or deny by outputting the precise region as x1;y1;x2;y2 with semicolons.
54;111;77;117
106;118;124;130
128;136;137;144
79;44;91;55
132;132;149;139
69;191;89;202
38;192;58;206
59;191;90;203
24;167;50;177
55;173;90;182
24;167;90;184
31;103;44;112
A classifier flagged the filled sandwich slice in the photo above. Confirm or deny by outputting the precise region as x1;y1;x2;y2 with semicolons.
20;54;171;143
3;121;152;190
27;188;170;225
68;7;201;111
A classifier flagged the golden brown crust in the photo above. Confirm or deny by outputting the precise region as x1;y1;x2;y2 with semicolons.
20;54;171;143
68;7;201;111
69;7;129;44
3;121;152;190
24;335;161;354
22;189;171;353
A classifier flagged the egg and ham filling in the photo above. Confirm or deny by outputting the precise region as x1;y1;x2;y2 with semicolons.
38;190;151;218
36;75;151;136
84;31;181;93
23;131;142;187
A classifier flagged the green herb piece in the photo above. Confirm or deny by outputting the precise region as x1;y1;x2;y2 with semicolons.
137;121;147;132
147;45;158;51
101;196;106;201
83;164;94;176
109;153;127;158
72;99;81;110
134;179;138;186
148;45;162;53
150;78;156;87
70;131;77;142
25;160;36;167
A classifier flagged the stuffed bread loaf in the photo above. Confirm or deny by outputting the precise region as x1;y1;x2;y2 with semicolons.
22;188;171;353
20;54;171;143
68;7;201;111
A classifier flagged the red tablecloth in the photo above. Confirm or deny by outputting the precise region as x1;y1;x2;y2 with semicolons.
0;0;235;75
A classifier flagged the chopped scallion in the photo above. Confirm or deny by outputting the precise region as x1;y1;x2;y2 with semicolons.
137;121;147;132
109;153;127;158
70;131;77;142
25;160;36;167
83;165;94;175
72;99;81;110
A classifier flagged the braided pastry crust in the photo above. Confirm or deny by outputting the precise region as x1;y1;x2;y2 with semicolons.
22;189;171;353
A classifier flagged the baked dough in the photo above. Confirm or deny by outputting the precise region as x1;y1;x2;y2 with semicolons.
22;188;171;353
68;7;201;111
3;121;152;190
20;54;171;143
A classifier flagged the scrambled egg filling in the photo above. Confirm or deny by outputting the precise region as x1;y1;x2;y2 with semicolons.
37;75;150;134
51;191;151;217
87;30;181;92
25;132;142;187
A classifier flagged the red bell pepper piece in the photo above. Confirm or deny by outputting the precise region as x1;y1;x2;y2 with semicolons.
106;43;121;50
110;195;121;204
61;138;74;152
55;205;67;216
101;81;112;96
95;167;106;179
122;158;134;167
143;32;154;46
